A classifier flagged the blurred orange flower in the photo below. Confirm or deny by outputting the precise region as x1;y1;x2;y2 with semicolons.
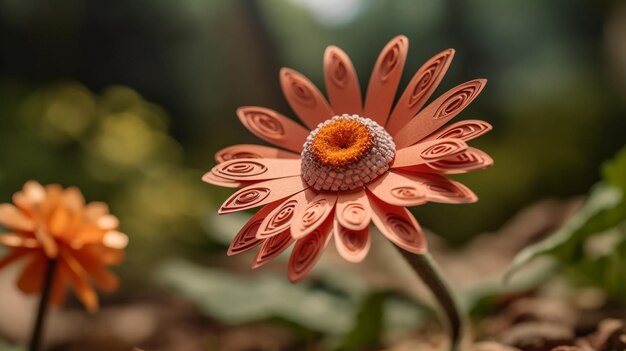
0;181;128;312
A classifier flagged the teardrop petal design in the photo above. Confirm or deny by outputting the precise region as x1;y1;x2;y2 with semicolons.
252;229;294;268
334;219;370;263
257;189;313;239
394;172;478;204
420;119;493;143
392;138;468;168
227;200;282;256
211;158;301;182
335;189;371;231
324;46;363;115
280;68;334;130
386;49;455;134
290;192;337;240
287;216;333;282
218;176;308;214
237;106;310;153
215;144;300;164
363;35;408;126
393;79;487;148
368;194;427;254
366;172;427;207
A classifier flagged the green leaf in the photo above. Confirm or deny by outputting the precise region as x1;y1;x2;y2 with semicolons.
155;259;355;335
335;292;387;351
602;146;626;192
506;146;626;282
505;184;623;281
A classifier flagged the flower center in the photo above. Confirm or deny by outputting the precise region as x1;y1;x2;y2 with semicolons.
301;115;395;192
310;119;372;167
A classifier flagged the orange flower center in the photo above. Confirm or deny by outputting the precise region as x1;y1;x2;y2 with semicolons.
301;115;395;192
310;119;373;167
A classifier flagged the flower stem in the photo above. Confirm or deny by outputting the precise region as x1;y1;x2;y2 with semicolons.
396;249;463;351
29;258;57;351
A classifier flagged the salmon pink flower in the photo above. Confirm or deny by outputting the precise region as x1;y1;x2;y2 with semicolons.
0;181;128;312
203;35;493;282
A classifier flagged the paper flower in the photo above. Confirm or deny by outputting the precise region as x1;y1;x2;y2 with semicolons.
204;35;493;282
0;181;128;312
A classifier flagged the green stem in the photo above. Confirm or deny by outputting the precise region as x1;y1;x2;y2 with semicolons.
396;249;463;351
29;258;57;351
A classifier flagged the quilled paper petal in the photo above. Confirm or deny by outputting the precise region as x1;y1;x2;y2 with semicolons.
252;229;294;268
404;147;493;174
393;79;487;148
288;216;333;282
324;46;362;115
227;201;282;256
368;195;427;254
215;144;300;164
280;68;334;130
364;35;408;126
334;219;370;263
237;106;310;153
366;172;427;207
386;49;455;134
211;158;301;182
202;171;250;189
420;119;493;143
257;190;312;239
335;189;371;231
218;176;308;215
395;172;478;204
290;191;337;240
392;138;468;168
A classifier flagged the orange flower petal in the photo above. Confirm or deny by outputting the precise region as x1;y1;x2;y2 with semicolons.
394;171;478;204
218;176;308;215
280;68;334;130
366;172;427;207
335;189;371;231
49;206;71;237
227;201;281;256
287;215;333;282
210;158;302;182
363;35;408;126
252;229;293;268
17;253;46;293
0;204;36;232
60;251;99;312
420;119;493;143
0;233;40;248
34;227;59;258
392;138;468;168
290;192;337;240
84;202;109;220
393;79;487;148
367;194;427;254
323;46;362;115
50;267;67;307
202;171;250;189
72;243;121;292
405;147;494;174
333;219;370;263
237;106;310;153
257;190;311;239
386;49;454;135
215;144;300;164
